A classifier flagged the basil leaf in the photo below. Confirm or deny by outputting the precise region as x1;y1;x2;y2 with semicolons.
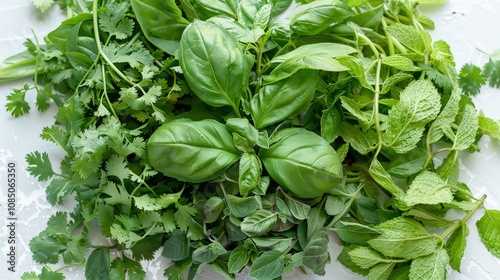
204;197;225;223
147;119;240;182
259;129;343;198
288;0;353;35
162;230;190;261
303;228;330;275
226;194;262;218
248;250;285;280
333;221;381;245
238;153;262;196
240;209;278;237
228;245;250;273
131;0;189;55
192;242;227;263
251;70;318;129
179;20;249;113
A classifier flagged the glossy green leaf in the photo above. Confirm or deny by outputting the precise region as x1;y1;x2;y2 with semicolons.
303;228;330;275
252;70;318;129
288;0;353;35
387;148;428;178
147;119;240;182
179;20;249;113
238;153;262;196
260;128;343;198
248;250;285;280
226;194;262;218
228;245;250;273
333;221;381;245
369;158;405;198
162;230;190;261
131;0;189;55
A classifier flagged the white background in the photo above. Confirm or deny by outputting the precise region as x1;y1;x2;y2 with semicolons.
1;1;500;279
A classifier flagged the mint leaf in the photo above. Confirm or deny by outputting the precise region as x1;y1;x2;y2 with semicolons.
404;171;453;206
476;209;500;258
368;217;437;259
428;87;460;144
384;80;441;153
446;222;469;272
382;55;421;72
340;122;378;155
369;158;405;198
409;248;449;280
369;263;395;280
348;246;386;269
337;245;370;276
451;104;479;151
478;112;500;140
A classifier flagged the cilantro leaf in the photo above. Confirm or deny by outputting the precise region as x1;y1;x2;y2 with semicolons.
101;180;130;207
26;151;55;181
30;0;55;13
6;85;31;117
39;266;65;280
459;63;486;96
21;271;40;280
46;178;77;205
99;2;134;39
41;125;68;149
174;203;198;231
483;58;500;88
29;230;67;264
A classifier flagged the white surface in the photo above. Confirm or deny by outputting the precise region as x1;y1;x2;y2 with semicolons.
1;1;500;280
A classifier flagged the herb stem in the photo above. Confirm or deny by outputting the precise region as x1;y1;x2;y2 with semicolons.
326;181;365;228
439;194;487;242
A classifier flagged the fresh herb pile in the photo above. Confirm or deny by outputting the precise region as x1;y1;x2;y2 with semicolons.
2;0;500;279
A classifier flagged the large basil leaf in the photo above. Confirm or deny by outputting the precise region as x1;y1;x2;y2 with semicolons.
288;0;353;35
192;0;238;20
251;70;318;129
179;20;250;113
147;119;240;182
131;0;189;55
259;129;343;198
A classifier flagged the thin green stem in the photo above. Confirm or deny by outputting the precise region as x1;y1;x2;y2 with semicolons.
439;194;487;242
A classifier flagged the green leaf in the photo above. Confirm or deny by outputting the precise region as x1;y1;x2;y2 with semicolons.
409;248;448;280
240;209;278;236
459;63;486;96
271;43;357;63
249;250;285;280
228;245;250;273
6;85;31;117
303;228;330;275
348;246;385;269
266;56;348;83
368;217;437;259
476;209;500;258
337;245;370;276
288;0;353;35
174;203;197;231
428;87;460;144
45;178;77;205
30;0;55;13
162;230;190;261
98;2;134;39
336;55;373;90
39;266;65;280
192;241;227;263
124;255;147;280
131;0;189;54
404;171;453;206
382;55;421;72
340;96;372;125
369;263;396;280
387;148;427;178
134;194;163;211
385;24;427;56
226;194;262;218
369;158;405;198
333;221;381;245
451;104;479;151
161;210;177;233
260;128;343;198
29;230;67;264
284;194;311;220
483;57;500;88
478;112;500;140
131;234;163;261
321;106;342;143
102;181;130;207
238;153;262;196
384;80;441;153
147;119;240;182
381;72;414;94
179;20;248;112
446;222;469;272
340;122;378;155
252;70;318;129
85;248;110;280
